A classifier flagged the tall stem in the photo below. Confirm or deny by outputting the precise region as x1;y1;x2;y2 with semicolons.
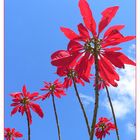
104;84;120;140
25;111;30;140
72;78;91;136
51;94;61;140
90;48;99;140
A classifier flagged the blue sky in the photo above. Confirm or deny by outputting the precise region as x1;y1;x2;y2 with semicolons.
5;0;136;140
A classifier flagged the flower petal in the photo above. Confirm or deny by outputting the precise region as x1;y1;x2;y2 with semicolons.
98;6;119;34
78;23;90;40
60;27;79;40
30;103;44;118
103;25;125;39
79;0;96;36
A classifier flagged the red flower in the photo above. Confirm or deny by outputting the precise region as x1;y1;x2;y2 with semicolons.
40;79;66;99
52;0;135;87
10;85;44;124
56;66;92;88
94;77;110;90
95;117;115;139
4;128;23;140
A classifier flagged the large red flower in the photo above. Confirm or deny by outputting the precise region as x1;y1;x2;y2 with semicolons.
4;128;23;140
40;79;66;99
10;85;44;124
51;0;135;87
95;117;115;139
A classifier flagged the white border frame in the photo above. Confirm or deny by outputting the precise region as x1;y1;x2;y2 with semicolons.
136;0;140;139
0;0;4;139
0;0;139;140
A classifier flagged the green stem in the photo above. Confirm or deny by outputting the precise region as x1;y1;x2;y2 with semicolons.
52;94;61;140
72;78;91;136
25;111;30;140
104;84;120;140
90;50;99;140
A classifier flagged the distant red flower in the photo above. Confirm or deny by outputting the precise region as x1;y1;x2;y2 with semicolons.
40;79;66;99
4;128;23;140
10;85;44;124
94;76;110;90
56;65;92;88
95;117;115;139
51;0;135;87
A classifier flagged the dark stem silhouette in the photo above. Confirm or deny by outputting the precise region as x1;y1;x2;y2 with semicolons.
90;45;100;140
52;94;61;140
25;111;30;140
72;78;91;136
104;84;120;140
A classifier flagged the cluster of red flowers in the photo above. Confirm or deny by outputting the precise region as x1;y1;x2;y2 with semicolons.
51;0;135;88
5;0;135;140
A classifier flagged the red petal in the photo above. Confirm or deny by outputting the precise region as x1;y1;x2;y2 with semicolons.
22;85;27;96
98;6;119;34
30;103;44;118
11;103;20;106
11;105;20;116
100;56;119;80
75;53;94;80
103;52;125;68
56;67;67;76
103;25;125;39
103;47;122;52
28;92;39;100
117;52;136;66
79;0;96;36
51;50;78;67
98;56;119;87
68;41;83;53
60;27;79;40
78;23;90;40
14;132;23;138
26;106;32;124
102;36;136;47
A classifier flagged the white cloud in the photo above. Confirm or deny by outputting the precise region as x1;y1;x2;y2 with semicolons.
79;93;94;106
127;122;135;133
128;44;136;54
104;65;135;119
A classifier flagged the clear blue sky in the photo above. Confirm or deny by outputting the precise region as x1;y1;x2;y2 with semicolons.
5;0;135;140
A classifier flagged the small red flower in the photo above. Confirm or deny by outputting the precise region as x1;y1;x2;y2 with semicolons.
95;117;115;139
10;85;44;124
4;128;23;140
51;0;136;87
94;76;110;90
40;79;66;99
56;66;91;88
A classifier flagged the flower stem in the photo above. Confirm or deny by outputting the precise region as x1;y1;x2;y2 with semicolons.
25;111;30;140
104;84;120;140
72;78;91;136
90;49;99;140
51;94;61;140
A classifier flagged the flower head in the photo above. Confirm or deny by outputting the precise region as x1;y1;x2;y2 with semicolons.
94;76;110;90
10;85;44;124
51;0;135;87
56;65;92;88
95;117;115;139
4;128;23;140
41;79;66;99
